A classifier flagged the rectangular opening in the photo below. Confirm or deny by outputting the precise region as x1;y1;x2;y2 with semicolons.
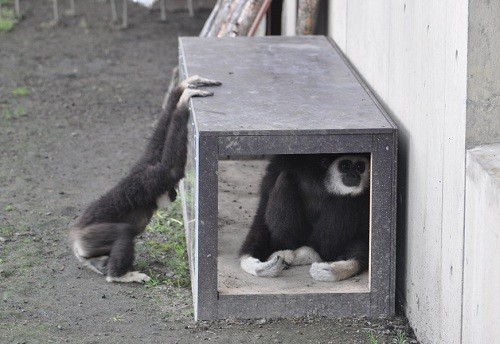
217;155;371;296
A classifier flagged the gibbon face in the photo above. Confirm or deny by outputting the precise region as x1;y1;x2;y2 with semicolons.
323;155;370;196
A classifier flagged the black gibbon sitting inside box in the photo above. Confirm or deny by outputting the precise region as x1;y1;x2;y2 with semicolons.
69;75;220;283
239;154;370;282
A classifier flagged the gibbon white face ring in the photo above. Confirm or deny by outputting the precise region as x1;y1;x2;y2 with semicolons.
324;155;370;196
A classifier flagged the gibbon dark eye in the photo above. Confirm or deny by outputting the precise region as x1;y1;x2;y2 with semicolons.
355;161;366;174
338;160;352;173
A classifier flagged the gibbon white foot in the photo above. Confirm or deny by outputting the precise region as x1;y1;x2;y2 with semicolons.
106;271;151;283
309;259;361;282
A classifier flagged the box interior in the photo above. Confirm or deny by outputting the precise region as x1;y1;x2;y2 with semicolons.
217;159;370;296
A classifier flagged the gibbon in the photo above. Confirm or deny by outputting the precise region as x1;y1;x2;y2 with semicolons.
239;154;370;282
70;75;221;283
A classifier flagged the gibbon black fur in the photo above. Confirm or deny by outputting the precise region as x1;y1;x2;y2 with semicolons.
70;76;220;283
239;154;370;282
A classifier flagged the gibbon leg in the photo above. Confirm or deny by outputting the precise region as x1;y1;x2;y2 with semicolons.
240;171;309;277
309;260;362;282
107;271;151;283
309;240;367;282
240;254;289;277
270;246;322;267
71;223;150;283
74;255;108;275
264;171;309;249
310;239;368;282
105;229;151;283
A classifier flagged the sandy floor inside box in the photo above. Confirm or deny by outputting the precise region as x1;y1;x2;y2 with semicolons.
217;160;369;295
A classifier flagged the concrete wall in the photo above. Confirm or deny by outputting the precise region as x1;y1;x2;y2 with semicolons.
328;1;469;343
466;0;500;148
463;144;500;344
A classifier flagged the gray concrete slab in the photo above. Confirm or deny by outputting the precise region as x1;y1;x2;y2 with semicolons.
179;36;396;136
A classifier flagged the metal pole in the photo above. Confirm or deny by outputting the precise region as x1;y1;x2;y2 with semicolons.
110;0;118;22
160;0;166;21
52;0;59;23
122;0;127;28
14;0;21;18
68;0;75;16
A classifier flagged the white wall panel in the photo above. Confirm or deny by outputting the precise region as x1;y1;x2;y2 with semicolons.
463;145;500;344
328;0;347;51
329;1;468;343
345;0;390;99
441;0;468;340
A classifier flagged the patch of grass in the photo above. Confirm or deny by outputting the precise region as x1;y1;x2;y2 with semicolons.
79;17;88;30
0;226;14;236
397;331;408;344
1;268;15;278
2;108;13;124
144;197;190;287
14;105;26;117
11;86;29;97
368;332;379;344
2;105;28;125
110;313;125;322
4;204;13;212
0;7;15;32
145;271;160;287
2;290;11;301
0;236;43;278
135;259;148;271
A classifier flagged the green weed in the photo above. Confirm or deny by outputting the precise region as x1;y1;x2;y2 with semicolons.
397;331;408;344
0;7;15;32
2;105;27;125
2;108;13;124
110;313;124;322
367;331;410;344
11;86;29;97
79;17;88;30
368;332;379;344
144;197;190;287
145;271;160;287
135;259;148;271
0;226;14;236
0;236;42;278
14;105;26;117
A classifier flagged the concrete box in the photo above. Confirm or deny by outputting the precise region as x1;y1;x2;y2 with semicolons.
178;36;397;320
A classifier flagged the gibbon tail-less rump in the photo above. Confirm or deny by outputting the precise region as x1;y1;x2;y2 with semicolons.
70;75;221;283
239;154;370;282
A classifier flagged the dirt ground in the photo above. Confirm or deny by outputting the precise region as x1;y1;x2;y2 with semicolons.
0;1;417;343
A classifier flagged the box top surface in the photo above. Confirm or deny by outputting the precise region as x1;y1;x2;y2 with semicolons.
179;36;396;136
